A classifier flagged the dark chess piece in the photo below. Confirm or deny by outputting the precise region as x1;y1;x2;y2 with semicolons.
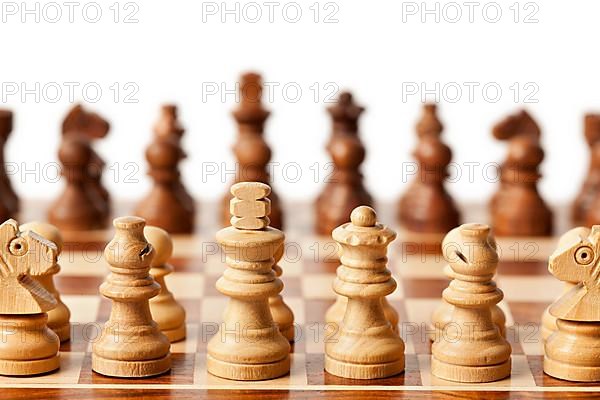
491;110;553;236
48;136;104;231
135;106;195;234
221;72;283;230
62;105;111;218
573;114;600;226
49;105;111;230
0;109;19;218
397;104;460;233
153;105;195;214
315;92;372;235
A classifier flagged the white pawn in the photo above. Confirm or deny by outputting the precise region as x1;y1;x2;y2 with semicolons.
269;243;295;342
145;226;186;343
20;221;72;342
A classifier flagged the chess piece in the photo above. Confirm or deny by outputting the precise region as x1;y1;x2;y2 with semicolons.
490;110;553;236
541;280;578;341
544;225;600;381
48;136;104;230
145;225;186;342
0;219;60;376
92;217;171;378
431;223;511;383
0;109;19;217
398;104;460;233
135;106;195;234
326;296;399;334
325;206;405;379
325;292;399;333
572;115;600;225
269;243;295;342
50;105;111;230
19;221;71;342
581;116;600;227
540;227;588;340
154;105;184;140
431;263;506;341
208;182;290;381
432;232;505;340
221;73;283;230
62;104;111;221
153;105;195;213
315;92;373;235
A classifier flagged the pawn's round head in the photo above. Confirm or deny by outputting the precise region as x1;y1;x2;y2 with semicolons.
351;206;377;227
144;226;173;267
19;221;63;254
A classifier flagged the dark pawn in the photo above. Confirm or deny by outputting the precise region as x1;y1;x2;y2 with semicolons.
48;136;104;231
62;104;111;222
315;92;372;235
573;114;600;226
153;105;196;214
0;110;19;217
491;110;553;236
397;104;460;233
135;134;194;234
221;72;283;229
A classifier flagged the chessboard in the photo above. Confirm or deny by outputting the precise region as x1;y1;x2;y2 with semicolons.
1;199;598;400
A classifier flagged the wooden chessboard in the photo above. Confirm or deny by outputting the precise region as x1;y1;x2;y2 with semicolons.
2;200;599;400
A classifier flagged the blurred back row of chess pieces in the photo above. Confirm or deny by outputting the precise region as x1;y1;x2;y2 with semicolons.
0;71;599;238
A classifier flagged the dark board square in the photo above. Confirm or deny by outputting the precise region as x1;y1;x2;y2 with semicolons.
498;261;549;276
59;322;100;352
508;301;550;325
54;276;104;295
402;278;448;298
171;256;203;273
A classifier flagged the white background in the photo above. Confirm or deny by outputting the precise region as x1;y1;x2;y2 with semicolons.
1;0;599;206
